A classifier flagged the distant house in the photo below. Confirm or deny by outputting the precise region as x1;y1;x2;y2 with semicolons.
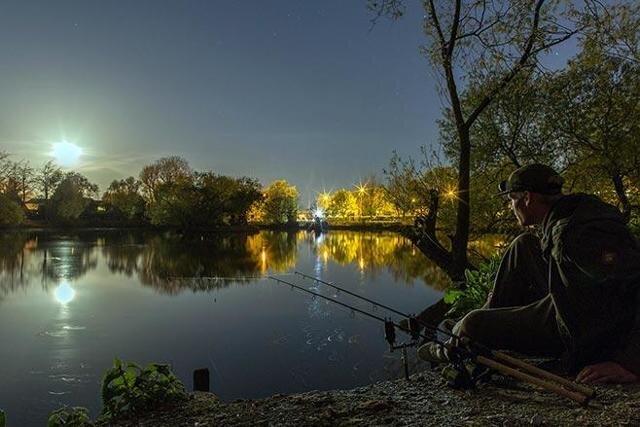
25;198;44;213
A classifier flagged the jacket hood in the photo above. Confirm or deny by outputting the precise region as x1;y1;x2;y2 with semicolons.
540;193;626;256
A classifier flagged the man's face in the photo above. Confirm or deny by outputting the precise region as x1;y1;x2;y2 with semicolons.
509;192;533;226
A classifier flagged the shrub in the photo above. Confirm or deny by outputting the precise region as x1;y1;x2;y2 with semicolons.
47;407;92;427
0;194;24;227
444;254;501;318
1;409;5;427
100;358;187;421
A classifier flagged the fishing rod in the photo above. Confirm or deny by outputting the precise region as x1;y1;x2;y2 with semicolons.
295;270;596;399
294;271;457;342
270;276;422;380
270;274;595;405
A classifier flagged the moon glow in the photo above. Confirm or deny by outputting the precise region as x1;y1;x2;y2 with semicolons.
51;142;82;167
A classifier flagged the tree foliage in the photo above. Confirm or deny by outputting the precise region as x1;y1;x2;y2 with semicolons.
103;177;146;220
0;194;24;227
257;180;299;225
371;0;586;279
35;161;63;201
547;38;640;219
139;156;192;203
49;176;91;223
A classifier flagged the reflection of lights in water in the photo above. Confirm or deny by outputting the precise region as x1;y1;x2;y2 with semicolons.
260;247;267;272
358;257;365;271
54;282;76;305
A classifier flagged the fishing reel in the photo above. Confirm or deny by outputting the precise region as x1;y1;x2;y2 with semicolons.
383;316;421;349
438;339;493;389
441;346;488;389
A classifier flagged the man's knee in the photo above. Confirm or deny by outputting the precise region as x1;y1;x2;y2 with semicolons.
454;309;488;341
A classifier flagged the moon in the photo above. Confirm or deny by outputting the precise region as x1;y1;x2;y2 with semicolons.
51;141;82;167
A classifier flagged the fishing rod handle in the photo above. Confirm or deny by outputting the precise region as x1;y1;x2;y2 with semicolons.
476;356;590;406
491;351;595;398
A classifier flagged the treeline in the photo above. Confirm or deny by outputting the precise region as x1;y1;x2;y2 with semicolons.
365;0;640;279
314;180;400;220
383;7;640;240
0;154;300;228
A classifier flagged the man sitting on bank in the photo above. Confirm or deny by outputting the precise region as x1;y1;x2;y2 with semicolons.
419;164;640;384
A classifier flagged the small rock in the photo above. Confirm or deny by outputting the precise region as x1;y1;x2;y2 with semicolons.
529;414;544;425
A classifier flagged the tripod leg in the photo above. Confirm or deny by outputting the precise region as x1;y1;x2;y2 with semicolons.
402;347;410;380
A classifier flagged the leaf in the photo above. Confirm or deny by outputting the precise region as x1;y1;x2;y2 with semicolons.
444;289;462;304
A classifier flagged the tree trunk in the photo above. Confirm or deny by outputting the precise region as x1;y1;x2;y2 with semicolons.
450;127;471;281
611;172;631;222
424;189;439;237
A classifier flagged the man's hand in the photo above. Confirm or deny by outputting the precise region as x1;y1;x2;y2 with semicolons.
576;361;639;384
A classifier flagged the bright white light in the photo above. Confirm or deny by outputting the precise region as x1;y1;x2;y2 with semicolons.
51;142;82;167
54;282;76;305
314;208;324;219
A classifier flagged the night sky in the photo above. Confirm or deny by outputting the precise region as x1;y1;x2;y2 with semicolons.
0;1;571;203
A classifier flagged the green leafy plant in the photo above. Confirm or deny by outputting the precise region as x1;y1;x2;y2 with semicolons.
444;254;501;318
47;407;92;427
100;358;187;421
0;409;6;427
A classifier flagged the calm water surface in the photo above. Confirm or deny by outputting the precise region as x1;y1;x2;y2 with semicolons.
0;230;446;426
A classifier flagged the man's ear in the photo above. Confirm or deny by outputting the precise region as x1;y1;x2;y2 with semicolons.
523;191;532;207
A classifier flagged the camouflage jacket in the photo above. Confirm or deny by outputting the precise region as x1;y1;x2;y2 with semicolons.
540;193;640;374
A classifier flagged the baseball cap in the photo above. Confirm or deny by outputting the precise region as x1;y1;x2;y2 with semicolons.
497;164;564;196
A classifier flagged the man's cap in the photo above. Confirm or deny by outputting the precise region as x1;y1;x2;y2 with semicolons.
497;164;564;196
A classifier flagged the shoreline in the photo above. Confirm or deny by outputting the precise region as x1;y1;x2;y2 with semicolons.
97;367;640;426
0;223;413;234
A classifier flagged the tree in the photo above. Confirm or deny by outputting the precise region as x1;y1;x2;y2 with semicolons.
546;39;640;220
224;177;263;225
102;177;146;220
49;177;89;222
440;73;560;173
139;156;192;203
191;172;262;226
14;161;35;204
35;161;63;201
146;181;197;227
0;193;24;227
260;180;298;225
326;189;358;218
585;1;639;64
371;0;583;279
63;172;99;197
0;157;34;204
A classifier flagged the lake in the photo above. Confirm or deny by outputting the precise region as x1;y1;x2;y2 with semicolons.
0;229;446;425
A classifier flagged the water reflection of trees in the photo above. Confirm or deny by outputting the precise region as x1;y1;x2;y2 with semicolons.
98;231;300;294
39;236;98;283
0;229;495;297
308;231;451;289
0;232;34;298
0;231;101;297
136;232;263;294
246;231;297;273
